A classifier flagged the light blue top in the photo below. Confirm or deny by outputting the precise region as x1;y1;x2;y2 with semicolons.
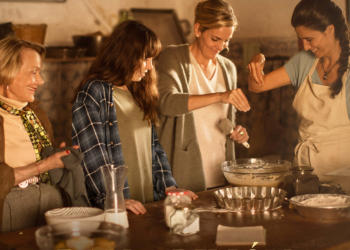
284;50;350;119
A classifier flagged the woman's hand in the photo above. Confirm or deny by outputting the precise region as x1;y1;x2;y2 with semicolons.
59;142;79;150
186;190;198;200
229;125;249;144
165;187;198;200
125;199;147;215
247;53;266;86
41;149;69;171
40;142;80;172
219;88;250;112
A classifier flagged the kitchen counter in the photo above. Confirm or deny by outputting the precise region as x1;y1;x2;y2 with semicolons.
0;187;350;250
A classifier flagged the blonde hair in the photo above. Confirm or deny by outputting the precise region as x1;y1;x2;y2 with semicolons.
194;0;237;32
0;37;45;86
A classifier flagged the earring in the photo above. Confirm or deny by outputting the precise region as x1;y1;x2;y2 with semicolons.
6;85;9;90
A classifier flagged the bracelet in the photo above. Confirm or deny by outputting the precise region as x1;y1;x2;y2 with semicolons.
35;163;40;174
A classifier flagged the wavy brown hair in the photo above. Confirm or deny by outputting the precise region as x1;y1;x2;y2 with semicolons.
72;20;161;125
292;0;350;98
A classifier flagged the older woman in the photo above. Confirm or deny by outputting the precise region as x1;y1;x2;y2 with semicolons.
0;37;80;233
156;0;250;192
248;0;350;191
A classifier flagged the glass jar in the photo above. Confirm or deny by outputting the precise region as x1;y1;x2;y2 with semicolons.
170;204;199;236
284;166;319;198
101;165;129;228
164;189;191;227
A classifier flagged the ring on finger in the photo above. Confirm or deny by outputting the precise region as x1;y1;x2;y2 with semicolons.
239;131;244;136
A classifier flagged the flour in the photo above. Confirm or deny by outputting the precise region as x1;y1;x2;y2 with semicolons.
298;196;350;207
194;205;233;213
224;172;284;187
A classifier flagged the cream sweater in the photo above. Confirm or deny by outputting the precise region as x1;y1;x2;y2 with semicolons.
0;95;36;168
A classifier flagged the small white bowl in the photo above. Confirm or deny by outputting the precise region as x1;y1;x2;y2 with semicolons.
45;207;104;225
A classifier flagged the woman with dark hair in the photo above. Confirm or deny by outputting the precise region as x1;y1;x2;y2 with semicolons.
156;0;250;192
72;20;197;214
248;0;350;191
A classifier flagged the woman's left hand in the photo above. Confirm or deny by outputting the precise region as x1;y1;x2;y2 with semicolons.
165;187;198;200
186;190;198;200
219;88;251;112
59;142;79;150
230;125;249;144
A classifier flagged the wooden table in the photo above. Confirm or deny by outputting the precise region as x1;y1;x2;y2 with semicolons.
1;188;350;250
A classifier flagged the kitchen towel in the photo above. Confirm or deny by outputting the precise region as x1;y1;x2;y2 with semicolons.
216;225;266;246
43;146;90;207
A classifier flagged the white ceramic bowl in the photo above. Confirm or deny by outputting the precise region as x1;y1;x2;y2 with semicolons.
45;207;104;226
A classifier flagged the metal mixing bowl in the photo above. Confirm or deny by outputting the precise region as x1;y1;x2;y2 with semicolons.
290;194;350;220
222;158;291;188
213;186;287;212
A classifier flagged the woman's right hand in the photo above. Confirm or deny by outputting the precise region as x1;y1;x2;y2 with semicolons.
125;199;147;215
41;142;79;171
247;53;266;86
42;149;70;171
219;88;250;112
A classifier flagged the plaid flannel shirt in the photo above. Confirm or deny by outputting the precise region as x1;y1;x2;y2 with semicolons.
72;79;177;208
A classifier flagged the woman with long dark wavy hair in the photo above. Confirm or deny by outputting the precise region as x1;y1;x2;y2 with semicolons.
72;20;196;214
248;0;350;191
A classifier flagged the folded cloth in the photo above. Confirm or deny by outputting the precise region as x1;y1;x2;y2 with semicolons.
216;225;266;246
42;146;90;207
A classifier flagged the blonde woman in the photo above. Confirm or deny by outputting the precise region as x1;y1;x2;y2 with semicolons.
0;37;78;233
156;0;250;192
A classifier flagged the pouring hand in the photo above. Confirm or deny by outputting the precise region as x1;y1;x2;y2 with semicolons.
230;125;249;144
219;88;250;112
125;199;147;215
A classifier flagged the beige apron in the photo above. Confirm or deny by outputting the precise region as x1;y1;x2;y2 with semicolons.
293;58;350;192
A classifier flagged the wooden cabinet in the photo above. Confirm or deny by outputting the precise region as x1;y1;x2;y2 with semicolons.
36;58;94;145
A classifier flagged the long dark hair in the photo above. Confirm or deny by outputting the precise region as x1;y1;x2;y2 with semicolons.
291;0;350;98
72;20;161;125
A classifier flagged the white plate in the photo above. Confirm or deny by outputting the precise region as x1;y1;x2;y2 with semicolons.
45;207;104;225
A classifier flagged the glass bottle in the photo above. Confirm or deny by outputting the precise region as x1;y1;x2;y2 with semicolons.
170;204;200;236
164;189;191;227
101;164;129;228
284;166;319;198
